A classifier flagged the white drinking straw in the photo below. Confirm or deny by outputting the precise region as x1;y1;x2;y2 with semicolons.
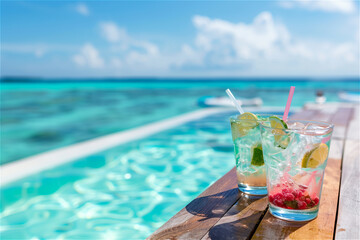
225;89;245;115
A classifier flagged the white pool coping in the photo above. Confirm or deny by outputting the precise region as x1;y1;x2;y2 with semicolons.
0;106;297;186
0;108;230;186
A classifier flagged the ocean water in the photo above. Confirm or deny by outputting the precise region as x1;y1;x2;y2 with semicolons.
1;79;358;165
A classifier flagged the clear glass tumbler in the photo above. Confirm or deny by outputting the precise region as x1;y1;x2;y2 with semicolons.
230;115;270;195
260;120;333;221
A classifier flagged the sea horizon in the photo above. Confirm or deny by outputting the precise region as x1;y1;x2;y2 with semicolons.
1;76;359;83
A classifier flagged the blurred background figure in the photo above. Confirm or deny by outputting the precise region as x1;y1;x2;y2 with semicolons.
316;90;326;104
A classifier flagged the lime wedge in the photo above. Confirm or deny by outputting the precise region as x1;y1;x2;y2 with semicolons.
251;143;264;166
302;143;329;168
231;112;258;140
269;116;289;149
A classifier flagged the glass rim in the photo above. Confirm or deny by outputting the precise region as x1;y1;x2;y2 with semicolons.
261;119;334;134
230;114;282;123
230;115;334;134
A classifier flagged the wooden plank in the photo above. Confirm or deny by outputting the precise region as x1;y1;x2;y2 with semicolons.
330;107;354;140
147;168;240;240
252;139;344;240
289;109;319;120
290;109;329;122
335;140;360;239
330;107;354;126
332;126;347;140
346;106;359;140
201;194;268;240
308;108;334;122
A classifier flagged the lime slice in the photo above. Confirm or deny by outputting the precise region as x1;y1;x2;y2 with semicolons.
231;112;258;140
238;112;258;121
269;116;289;149
251;143;264;166
302;143;329;168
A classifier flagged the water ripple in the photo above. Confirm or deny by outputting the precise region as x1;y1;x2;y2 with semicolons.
0;114;235;239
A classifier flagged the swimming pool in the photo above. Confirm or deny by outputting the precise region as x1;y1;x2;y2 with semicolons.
1;79;358;164
1;110;291;239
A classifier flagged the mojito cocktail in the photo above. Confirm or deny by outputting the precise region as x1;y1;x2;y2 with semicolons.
261;118;333;221
230;113;273;195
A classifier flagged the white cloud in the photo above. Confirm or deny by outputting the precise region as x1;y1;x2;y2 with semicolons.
98;21;169;72
100;22;128;43
178;12;358;76
90;13;358;76
9;14;349;77
1;43;78;58
192;12;292;62
278;0;356;13
1;44;48;57
99;21;161;55
72;43;104;68
75;3;89;16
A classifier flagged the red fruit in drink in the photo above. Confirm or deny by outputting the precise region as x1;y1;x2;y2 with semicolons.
313;197;319;205
305;198;311;205
297;191;303;198
274;199;284;207
292;190;298;198
275;193;284;201
269;195;274;202
284;193;295;201
282;188;290;194
297;200;307;209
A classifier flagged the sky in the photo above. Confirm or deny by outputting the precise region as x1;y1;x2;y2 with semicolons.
1;0;359;78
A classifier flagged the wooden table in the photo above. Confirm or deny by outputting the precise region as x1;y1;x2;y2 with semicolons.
148;103;359;240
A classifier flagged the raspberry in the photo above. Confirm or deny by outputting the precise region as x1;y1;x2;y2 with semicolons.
282;188;290;194
292;191;298;198
297;200;307;209
305;198;311;205
274;193;284;200
284;193;295;201
297;191;303;198
269;195;274;202
313;197;319;205
274;199;284;207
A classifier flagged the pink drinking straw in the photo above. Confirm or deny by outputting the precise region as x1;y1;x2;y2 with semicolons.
321;135;331;143
283;86;295;121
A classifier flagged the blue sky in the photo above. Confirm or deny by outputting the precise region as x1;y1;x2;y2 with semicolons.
1;1;359;78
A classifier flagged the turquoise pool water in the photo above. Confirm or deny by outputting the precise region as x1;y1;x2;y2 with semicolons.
1;79;358;164
1;110;245;239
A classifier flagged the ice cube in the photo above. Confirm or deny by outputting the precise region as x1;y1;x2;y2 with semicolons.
304;123;324;130
304;123;328;135
288;121;305;130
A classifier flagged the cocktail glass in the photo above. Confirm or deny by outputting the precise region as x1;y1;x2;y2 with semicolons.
260;120;333;221
230;114;276;195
